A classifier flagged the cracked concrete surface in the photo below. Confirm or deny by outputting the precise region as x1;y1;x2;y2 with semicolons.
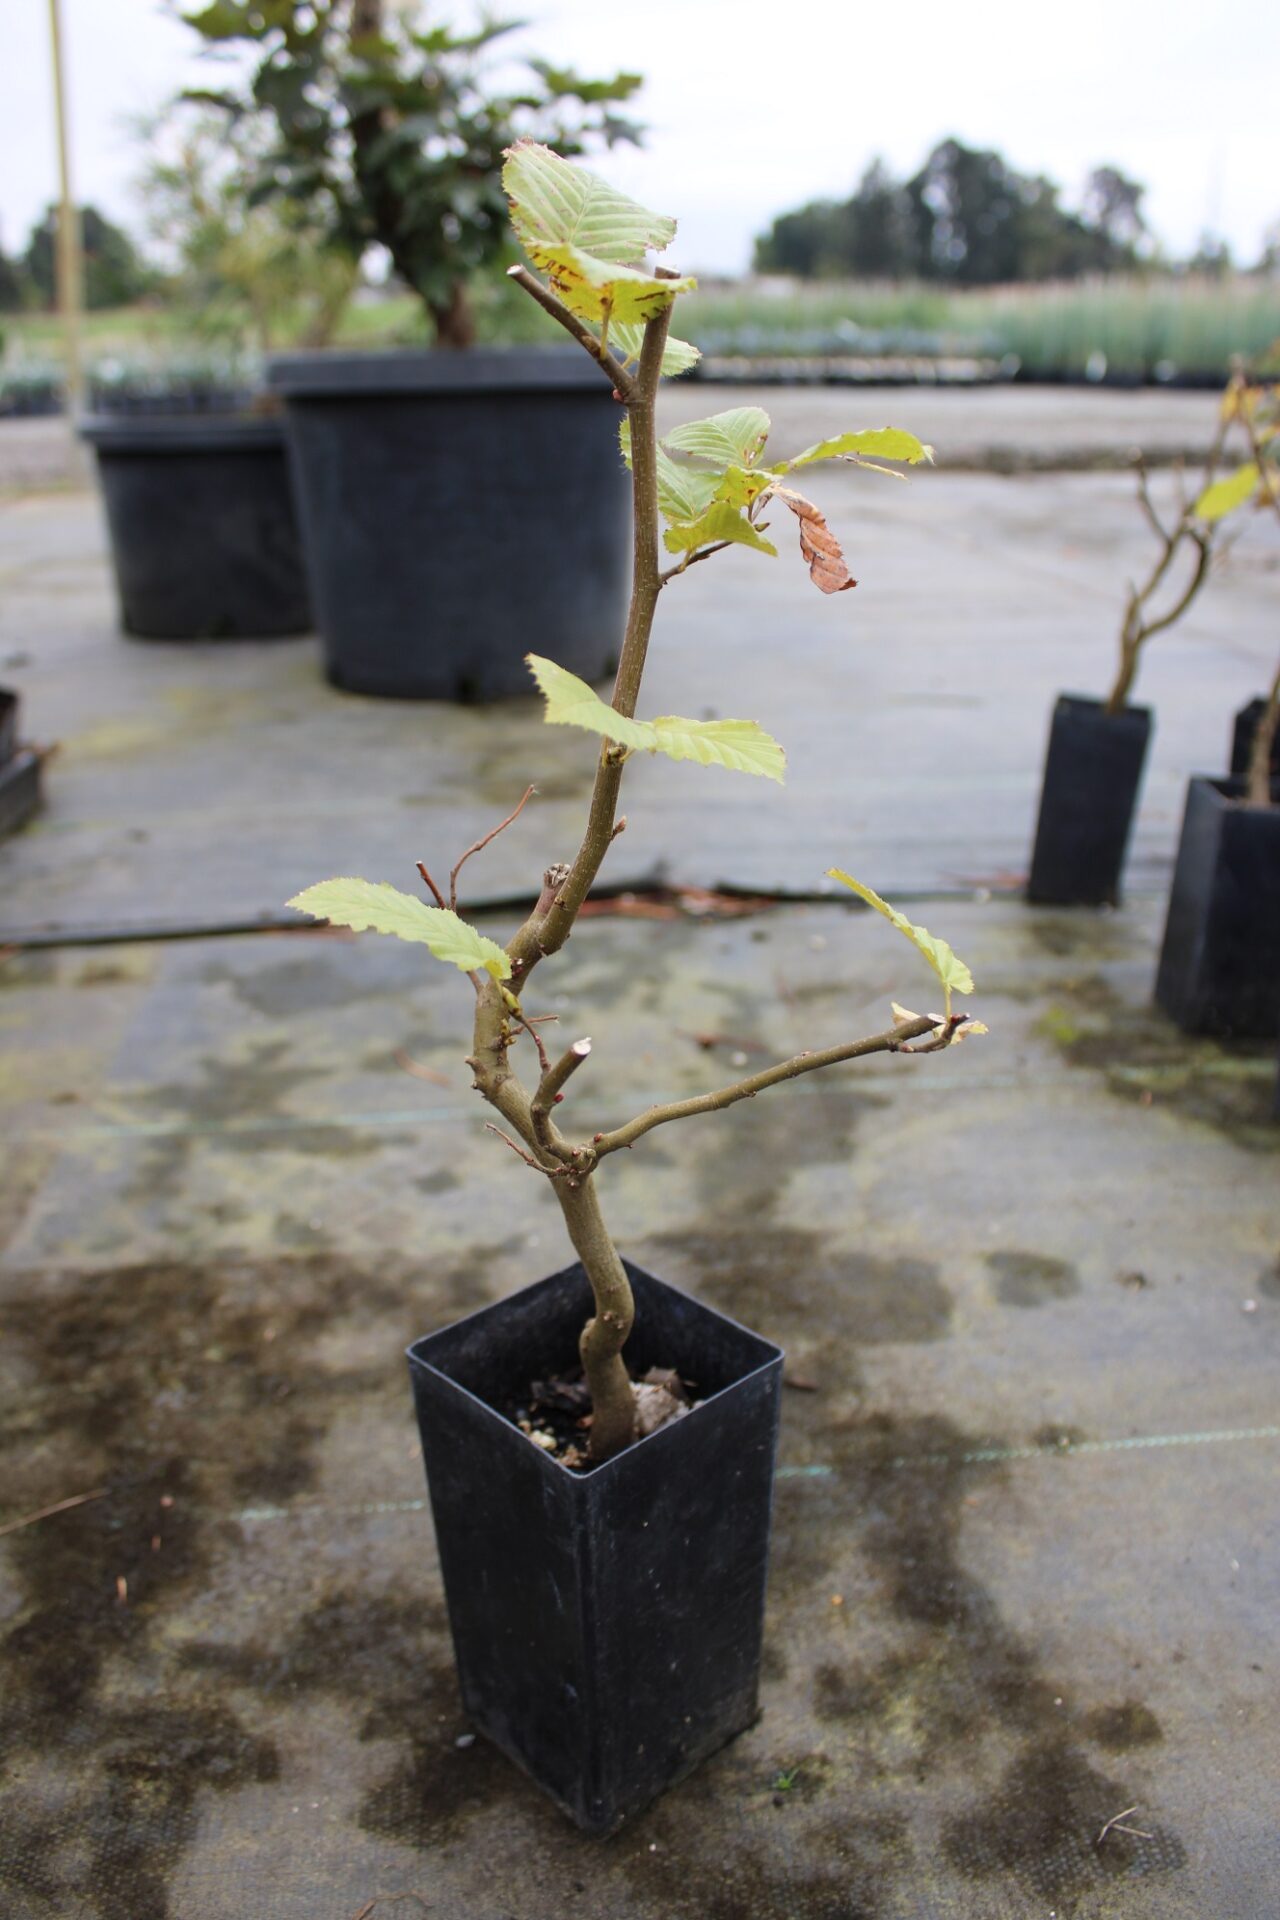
1;393;1278;1919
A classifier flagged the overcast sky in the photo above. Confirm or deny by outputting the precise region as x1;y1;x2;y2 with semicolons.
2;0;1278;273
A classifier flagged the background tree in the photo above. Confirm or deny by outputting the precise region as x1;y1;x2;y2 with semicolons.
180;0;643;347
139;111;357;349
23;205;153;311
0;235;27;312
755;139;1151;284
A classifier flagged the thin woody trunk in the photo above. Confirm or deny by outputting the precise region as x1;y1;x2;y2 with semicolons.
1245;662;1280;809
348;0;473;348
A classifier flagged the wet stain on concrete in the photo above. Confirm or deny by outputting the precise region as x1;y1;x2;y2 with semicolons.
202;953;404;1017
774;1405;1185;1910
0;1249;504;1918
123;1038;413;1205
986;1248;1081;1307
1084;1699;1164;1750
944;1742;1183;1896
1039;977;1280;1149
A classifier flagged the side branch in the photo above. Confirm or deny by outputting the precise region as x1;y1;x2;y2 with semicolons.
507;266;637;402
592;1014;944;1158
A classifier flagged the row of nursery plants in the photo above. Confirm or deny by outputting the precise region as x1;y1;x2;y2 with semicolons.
16;272;1280;388
1029;363;1280;1041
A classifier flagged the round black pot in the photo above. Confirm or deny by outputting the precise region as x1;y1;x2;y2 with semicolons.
1154;775;1280;1038
1027;693;1153;906
80;415;311;640
407;1259;784;1834
266;349;631;701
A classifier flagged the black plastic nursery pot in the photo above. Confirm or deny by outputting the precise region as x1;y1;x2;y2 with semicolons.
266;349;631;701
80;415;311;640
0;687;41;838
1026;692;1153;906
407;1259;784;1834
1154;775;1280;1038
1229;697;1280;780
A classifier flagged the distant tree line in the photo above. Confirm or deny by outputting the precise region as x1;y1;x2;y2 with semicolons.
755;140;1159;283
0;206;153;313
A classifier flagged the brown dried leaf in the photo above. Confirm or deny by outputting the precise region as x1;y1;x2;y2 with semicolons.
785;492;856;594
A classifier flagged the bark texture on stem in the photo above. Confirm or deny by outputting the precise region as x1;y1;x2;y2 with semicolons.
1246;660;1280;810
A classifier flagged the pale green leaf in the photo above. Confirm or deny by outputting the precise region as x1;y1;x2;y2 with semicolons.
1195;462;1259;521
611;321;700;376
663;407;771;468
527;655;784;780
650;716;785;782
504;140;675;264
827;869;974;1015
770;428;933;474
287;879;511;981
620;425;723;522
662;499;778;557
526;654;654;751
714;464;776;510
530;243;696;326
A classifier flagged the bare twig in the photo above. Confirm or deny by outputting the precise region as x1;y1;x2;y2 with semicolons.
531;1038;593;1150
450;785;537;911
507;265;637;402
0;1487;107;1538
658;539;734;586
1097;1806;1154;1845
591;1014;940;1158
484;1122;562;1174
393;1049;452;1087
510;1011;553;1076
415;861;447;910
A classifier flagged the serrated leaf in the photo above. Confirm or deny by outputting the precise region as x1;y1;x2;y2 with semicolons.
649;716;785;781
663;408;772;468
1195;462;1260;521
527;656;784;781
504;140;676;264
287;879;511;980
525;654;655;752
662;500;778;558
785;492;855;594
611;322;700;376
532;243;696;325
714;465;776;510
619;427;722;522
770;428;933;474
828;869;974;1016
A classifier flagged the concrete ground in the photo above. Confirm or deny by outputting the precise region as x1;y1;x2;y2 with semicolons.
2;393;1278;1920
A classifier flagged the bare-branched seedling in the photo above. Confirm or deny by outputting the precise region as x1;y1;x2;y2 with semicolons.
290;145;987;1462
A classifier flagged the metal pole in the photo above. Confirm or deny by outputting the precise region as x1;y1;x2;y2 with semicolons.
47;0;85;423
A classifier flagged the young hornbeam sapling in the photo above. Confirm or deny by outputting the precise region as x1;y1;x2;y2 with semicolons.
288;143;986;1464
1106;357;1279;720
1214;365;1280;807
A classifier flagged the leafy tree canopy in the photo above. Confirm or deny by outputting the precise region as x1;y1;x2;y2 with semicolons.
756;140;1151;284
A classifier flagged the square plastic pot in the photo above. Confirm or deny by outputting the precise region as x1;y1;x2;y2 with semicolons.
1229;697;1280;780
1154;775;1280;1037
1027;693;1153;906
407;1259;784;1834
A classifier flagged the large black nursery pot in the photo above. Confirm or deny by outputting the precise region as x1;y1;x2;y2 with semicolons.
1027;693;1153;906
1155;775;1280;1037
266;348;631;701
80;414;311;640
407;1258;784;1834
